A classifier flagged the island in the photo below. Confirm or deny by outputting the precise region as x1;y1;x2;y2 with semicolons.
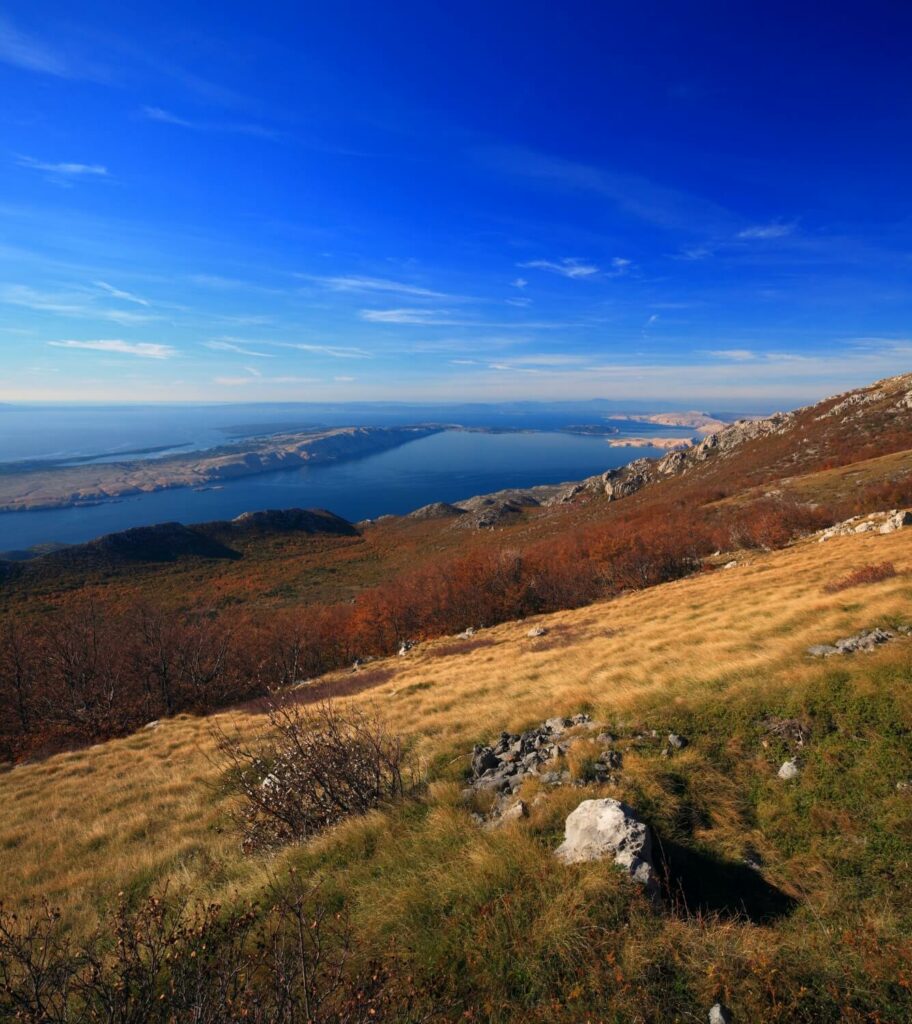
605;436;694;450
0;426;440;513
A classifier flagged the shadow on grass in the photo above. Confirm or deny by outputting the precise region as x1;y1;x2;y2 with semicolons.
655;835;798;924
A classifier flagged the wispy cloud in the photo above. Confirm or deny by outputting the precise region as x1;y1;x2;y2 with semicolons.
203;339;274;358
270;341;372;359
359;308;466;325
737;222;794;240
94;281;149;306
482;144;733;231
48;339;176;359
214;373;319;386
142;106;280;140
511;277;528;289
672;245;713;261
706;348;757;361
304;274;453;299
518;258;599;279
0;17;69;76
16;155;109;180
1;284;158;325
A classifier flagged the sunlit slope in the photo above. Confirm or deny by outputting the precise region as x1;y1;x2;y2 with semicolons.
2;523;911;932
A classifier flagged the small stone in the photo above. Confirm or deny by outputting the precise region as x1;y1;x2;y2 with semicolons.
499;800;528;823
896;780;912;792
807;644;839;657
545;716;571;734
527;625;547;638
667;733;688;750
778;758;800;781
143;720;159;729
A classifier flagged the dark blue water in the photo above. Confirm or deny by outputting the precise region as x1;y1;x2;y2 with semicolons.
0;430;666;551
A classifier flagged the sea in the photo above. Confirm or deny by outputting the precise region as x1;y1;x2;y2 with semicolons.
0;403;692;552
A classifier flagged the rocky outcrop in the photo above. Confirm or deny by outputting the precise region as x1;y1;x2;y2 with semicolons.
817;509;912;542
467;713;595;795
587;411;796;503
407;502;466;520
453;498;534;530
807;627;898;657
555;798;659;894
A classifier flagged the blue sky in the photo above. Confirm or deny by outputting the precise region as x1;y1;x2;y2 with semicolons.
1;1;911;408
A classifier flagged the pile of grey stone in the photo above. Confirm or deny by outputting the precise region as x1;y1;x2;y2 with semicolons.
468;713;596;796
807;627;897;657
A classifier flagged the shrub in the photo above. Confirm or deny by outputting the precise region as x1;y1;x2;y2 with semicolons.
823;561;897;593
0;881;438;1023
216;699;416;851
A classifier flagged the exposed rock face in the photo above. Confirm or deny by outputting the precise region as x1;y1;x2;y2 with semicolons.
817;509;912;541
407;502;466;520
454;499;530;529
555;798;659;894
589;411;796;503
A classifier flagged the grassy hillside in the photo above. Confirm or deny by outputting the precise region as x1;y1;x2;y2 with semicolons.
3;524;911;1020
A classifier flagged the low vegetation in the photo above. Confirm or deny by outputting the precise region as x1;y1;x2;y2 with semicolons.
824;560;897;593
4;377;912;1019
1;524;911;1020
216;699;415;852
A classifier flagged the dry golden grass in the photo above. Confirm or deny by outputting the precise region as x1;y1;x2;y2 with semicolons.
3;525;911;935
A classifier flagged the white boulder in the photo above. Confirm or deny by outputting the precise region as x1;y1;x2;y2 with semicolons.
555;798;658;894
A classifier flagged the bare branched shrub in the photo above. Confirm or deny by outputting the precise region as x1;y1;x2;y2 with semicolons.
824;561;897;593
216;699;416;851
1;877;443;1023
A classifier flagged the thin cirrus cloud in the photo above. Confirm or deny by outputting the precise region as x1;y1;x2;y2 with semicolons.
142;106;280;140
706;349;758;361
203;339;274;358
215;371;320;386
0;284;158;325
359;308;469;326
93;281;149;306
48;339;176;359
0;16;69;76
737;222;794;240
16;155;109;178
269;341;373;359
519;258;599;279
304;274;455;299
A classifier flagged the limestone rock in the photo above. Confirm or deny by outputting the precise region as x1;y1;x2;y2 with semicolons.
555;798;658;894
709;1003;733;1024
777;758;800;781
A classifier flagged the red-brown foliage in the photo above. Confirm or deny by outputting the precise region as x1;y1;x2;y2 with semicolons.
0;491;847;762
823;561;898;594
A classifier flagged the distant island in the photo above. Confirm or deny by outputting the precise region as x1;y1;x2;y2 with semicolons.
605;436;694;450
0;426;440;513
612;411;729;434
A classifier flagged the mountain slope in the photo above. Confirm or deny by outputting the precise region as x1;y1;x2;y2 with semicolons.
2;522;910;1021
